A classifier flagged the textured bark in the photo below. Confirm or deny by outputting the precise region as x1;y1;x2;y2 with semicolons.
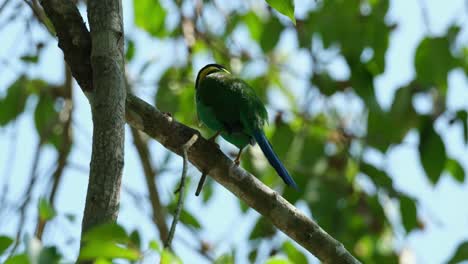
81;0;126;233
40;1;360;263
39;0;92;92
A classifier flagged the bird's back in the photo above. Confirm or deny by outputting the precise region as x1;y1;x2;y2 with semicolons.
196;72;268;134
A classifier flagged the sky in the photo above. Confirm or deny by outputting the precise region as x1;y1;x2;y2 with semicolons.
0;0;467;263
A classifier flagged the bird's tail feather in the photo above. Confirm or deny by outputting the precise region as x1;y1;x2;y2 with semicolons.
253;130;298;189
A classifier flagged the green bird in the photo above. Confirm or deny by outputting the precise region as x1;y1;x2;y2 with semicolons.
195;63;298;189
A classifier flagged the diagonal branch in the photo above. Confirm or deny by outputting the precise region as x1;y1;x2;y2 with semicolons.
40;0;360;263
125;94;359;264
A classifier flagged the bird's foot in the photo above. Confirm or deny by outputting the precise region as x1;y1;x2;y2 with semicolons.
162;112;173;121
233;147;244;166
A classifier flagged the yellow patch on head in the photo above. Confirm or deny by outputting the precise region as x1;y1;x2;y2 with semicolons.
195;64;230;89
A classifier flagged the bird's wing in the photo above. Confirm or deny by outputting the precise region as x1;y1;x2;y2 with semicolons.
198;72;268;134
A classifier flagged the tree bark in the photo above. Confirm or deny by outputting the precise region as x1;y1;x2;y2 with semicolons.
40;0;361;263
81;0;126;234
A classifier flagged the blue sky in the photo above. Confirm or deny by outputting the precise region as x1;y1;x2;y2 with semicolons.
0;0;467;263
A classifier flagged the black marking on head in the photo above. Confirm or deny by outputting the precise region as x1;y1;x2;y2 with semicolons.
195;63;230;89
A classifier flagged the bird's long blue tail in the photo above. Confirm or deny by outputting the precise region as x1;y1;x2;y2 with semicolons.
253;130;298;189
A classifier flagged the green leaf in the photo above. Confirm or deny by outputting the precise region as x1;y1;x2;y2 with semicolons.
415;36;458;92
156;68;182;114
298;125;325;166
64;213;76;223
38;197;56;222
311;73;341;96
94;259;112;264
455;110;467;144
265;256;293;264
134;0;167;37
34;93;61;149
5;253;29;264
418;121;447;184
82;223;129;244
129;230;141;249
282;241;307;264
400;195;418;233
0;235;14;255
265;0;295;24
244;12;262;41
0;76;29;126
78;241;140;261
248;248;258;263
354;235;374;259
125;39;135;61
270;121;295;161
179;209;202;230
38;246;61;264
214;253;234;264
160;249;182;264
390;86;419;135
260;16;283;52
445;158;465;183
149;240;161;253
167;203;202;230
447;241;468;264
20;55;39;64
360;162;395;195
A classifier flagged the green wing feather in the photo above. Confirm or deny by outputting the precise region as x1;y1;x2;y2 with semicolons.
196;72;268;148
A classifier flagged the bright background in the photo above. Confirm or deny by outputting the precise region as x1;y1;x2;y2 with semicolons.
0;0;467;263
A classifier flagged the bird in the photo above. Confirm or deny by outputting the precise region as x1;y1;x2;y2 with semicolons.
195;63;298;189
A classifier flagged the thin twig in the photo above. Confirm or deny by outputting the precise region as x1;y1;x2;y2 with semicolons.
131;127;170;242
0;0;12;14
164;134;198;248
10;141;42;256
0;123;18;223
418;0;432;34
22;0;55;35
35;65;73;240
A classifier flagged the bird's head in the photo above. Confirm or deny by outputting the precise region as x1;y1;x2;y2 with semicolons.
195;63;230;90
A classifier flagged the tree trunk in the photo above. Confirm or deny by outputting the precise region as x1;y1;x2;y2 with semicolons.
81;0;126;234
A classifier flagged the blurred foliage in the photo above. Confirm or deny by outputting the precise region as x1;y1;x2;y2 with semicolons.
0;0;467;263
447;241;468;264
1;223;171;263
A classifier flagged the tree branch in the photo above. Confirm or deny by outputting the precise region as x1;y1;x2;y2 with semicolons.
39;0;92;92
40;0;360;262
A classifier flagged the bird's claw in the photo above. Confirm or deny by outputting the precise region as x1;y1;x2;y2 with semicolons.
162;112;173;122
